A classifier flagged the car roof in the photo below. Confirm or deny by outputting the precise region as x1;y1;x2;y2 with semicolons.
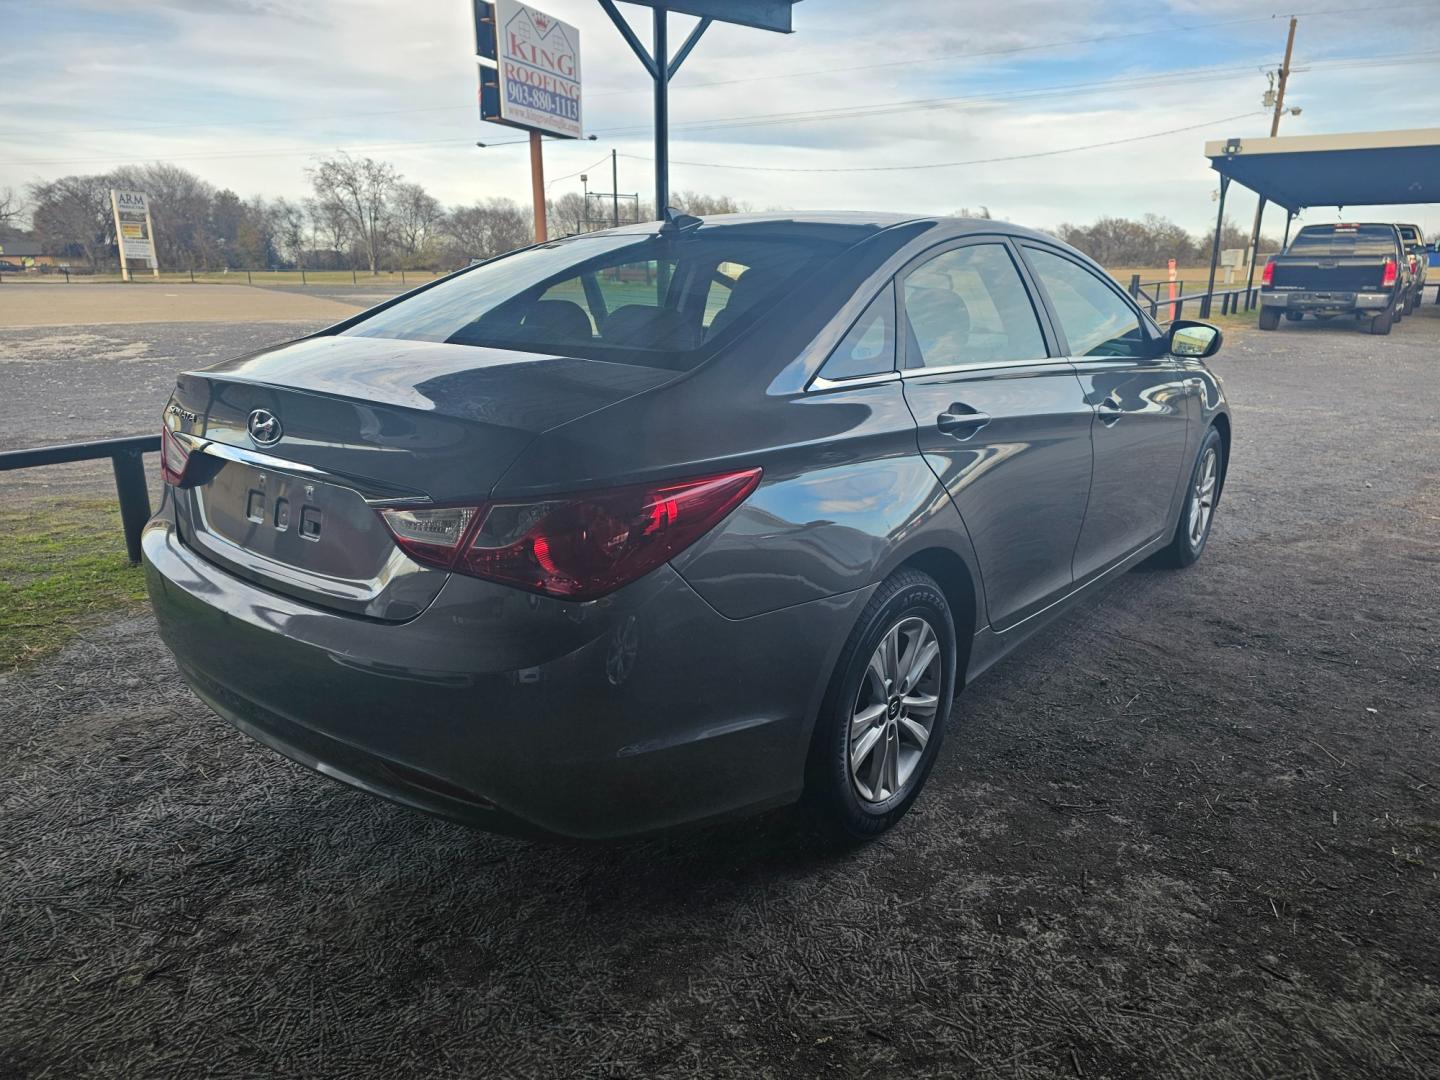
575;211;1059;248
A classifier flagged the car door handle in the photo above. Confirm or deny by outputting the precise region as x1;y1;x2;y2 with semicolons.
1096;396;1124;425
936;405;990;439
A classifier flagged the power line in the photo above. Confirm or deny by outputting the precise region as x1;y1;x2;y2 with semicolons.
2;47;1433;171
619;111;1269;174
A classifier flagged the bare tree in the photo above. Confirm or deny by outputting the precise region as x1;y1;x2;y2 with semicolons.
0;187;20;227
271;198;308;268
390;182;443;267
546;191;588;236
308;154;399;274
28;175;113;270
305;197;351;266
442;198;530;266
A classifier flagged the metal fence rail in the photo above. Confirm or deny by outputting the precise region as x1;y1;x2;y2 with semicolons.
0;435;159;565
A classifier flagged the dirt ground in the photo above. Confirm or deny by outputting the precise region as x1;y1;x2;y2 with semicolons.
1;302;1438;1079
0;283;362;328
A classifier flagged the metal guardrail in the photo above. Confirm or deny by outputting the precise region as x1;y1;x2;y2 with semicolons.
1127;275;1258;322
0;435;159;566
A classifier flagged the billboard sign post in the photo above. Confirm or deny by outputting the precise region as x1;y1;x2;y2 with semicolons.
473;0;583;243
109;190;158;281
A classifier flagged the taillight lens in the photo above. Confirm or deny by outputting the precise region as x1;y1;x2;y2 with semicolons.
1261;260;1275;287
160;426;191;486
379;467;762;601
1381;259;1397;288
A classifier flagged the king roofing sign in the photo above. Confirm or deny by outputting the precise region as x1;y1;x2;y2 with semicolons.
474;0;583;140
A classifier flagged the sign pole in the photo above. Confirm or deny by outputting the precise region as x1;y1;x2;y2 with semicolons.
143;201;160;277
109;191;130;283
530;129;548;242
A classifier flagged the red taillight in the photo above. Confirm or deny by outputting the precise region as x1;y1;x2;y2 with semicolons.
1381;258;1397;288
379;468;762;601
160;426;191;486
1261;260;1275;287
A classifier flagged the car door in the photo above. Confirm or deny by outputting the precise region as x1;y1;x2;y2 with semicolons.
1020;243;1193;583
898;238;1094;632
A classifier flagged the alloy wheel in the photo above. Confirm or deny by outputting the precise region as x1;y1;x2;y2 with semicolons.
1188;447;1218;547
849;616;942;803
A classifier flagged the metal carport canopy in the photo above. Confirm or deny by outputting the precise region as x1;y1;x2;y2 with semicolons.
1205;128;1440;212
1197;128;1440;318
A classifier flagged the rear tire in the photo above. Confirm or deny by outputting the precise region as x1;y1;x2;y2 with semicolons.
1258;308;1281;331
1284;311;1303;322
1370;309;1393;335
806;569;956;840
1154;427;1223;569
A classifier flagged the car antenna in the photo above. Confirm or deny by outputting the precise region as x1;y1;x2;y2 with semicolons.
659;206;702;234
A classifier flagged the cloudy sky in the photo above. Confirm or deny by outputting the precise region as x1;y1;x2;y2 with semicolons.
3;0;1438;235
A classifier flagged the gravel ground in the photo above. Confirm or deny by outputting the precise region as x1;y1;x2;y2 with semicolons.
1;307;1438;1078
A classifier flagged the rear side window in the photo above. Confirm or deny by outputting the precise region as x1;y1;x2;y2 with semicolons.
341;227;858;371
1024;247;1145;358
1288;225;1400;257
901;243;1047;369
817;285;895;381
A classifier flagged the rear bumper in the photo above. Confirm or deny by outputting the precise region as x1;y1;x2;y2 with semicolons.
143;503;870;839
1261;290;1392;312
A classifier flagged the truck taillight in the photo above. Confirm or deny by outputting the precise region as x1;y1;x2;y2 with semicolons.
379;468;762;601
160;426;192;486
1381;259;1397;288
1261;260;1275;287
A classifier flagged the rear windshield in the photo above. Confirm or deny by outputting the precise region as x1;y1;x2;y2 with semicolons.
1288;225;1399;257
339;225;856;370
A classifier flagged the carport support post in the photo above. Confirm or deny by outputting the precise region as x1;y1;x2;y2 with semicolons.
1244;195;1267;312
1201;174;1230;320
652;8;669;217
1282;210;1294;249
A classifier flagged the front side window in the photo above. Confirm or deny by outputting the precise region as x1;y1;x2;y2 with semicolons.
340;227;856;371
1024;247;1145;358
817;284;895;381
901;243;1047;369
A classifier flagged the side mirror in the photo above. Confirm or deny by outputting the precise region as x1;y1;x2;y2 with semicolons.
1169;320;1222;359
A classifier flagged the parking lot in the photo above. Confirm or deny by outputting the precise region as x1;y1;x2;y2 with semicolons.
2;297;1438;1078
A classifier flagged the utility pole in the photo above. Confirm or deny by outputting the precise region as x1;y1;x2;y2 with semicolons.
1244;16;1297;295
612;149;620;228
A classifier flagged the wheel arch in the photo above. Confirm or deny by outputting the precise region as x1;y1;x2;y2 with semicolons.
895;546;979;687
1209;411;1231;504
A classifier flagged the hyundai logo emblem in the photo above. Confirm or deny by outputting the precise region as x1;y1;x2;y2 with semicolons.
247;408;282;446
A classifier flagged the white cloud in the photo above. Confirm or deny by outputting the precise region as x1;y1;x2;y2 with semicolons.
2;0;1437;235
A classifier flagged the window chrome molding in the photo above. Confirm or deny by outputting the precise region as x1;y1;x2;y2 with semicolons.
898;357;1072;379
807;370;901;393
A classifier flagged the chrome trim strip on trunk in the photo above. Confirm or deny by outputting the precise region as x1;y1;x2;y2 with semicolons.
175;433;432;506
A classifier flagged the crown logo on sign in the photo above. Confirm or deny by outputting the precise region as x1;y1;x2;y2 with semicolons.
534;14;550;30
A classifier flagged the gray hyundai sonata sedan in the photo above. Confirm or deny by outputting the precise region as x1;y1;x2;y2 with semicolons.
144;212;1229;840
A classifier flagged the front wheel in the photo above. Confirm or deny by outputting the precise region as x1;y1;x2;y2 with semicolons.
806;569;956;839
1258;307;1281;330
1154;427;1223;569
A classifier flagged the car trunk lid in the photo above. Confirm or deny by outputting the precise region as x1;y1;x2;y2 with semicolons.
167;334;676;619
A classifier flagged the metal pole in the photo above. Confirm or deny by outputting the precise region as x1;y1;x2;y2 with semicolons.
530;129;548;242
1282;210;1294;249
653;8;669;219
1201;174;1230;320
1244;195;1268;311
613;149;620;227
111;449;151;566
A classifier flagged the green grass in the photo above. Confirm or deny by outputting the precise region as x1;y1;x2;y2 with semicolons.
0;500;149;670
